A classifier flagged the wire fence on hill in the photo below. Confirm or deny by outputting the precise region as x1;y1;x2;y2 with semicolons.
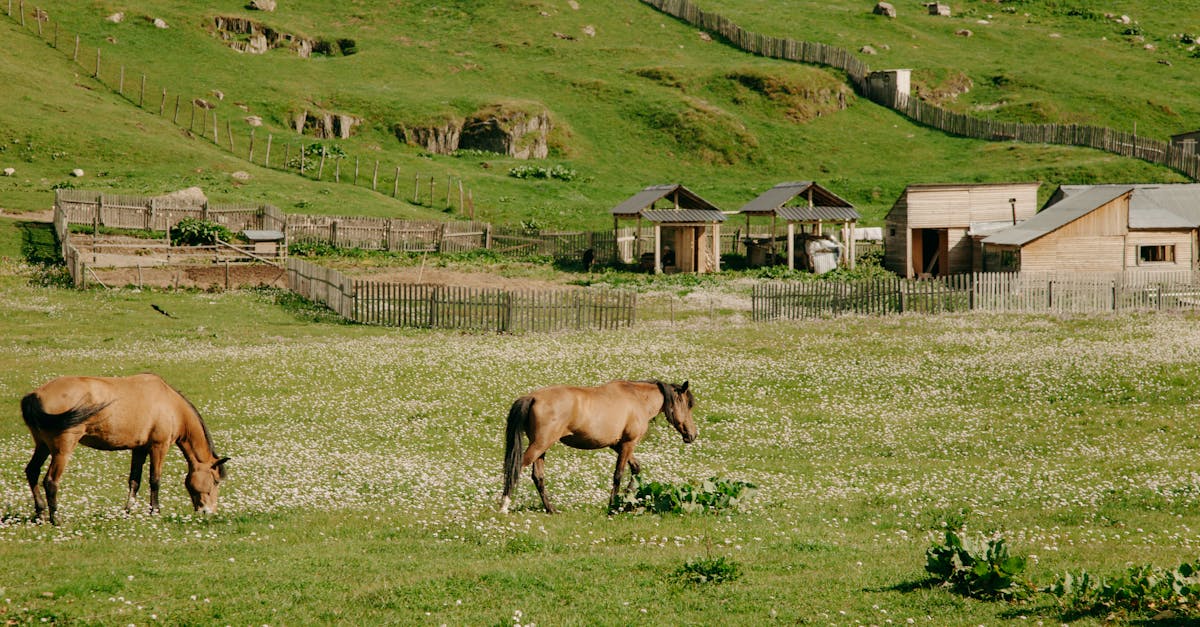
2;3;480;214
641;0;1200;181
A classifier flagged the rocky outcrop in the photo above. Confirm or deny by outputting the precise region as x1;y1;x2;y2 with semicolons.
212;16;354;58
873;2;896;18
291;109;361;139
398;104;553;159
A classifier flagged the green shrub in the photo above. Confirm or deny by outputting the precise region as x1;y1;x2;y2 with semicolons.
1045;561;1200;619
925;529;1031;600
507;164;578;181
673;556;742;585
169;218;234;246
613;475;756;514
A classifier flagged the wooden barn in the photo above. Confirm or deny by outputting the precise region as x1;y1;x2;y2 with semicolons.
982;184;1200;273
884;182;1040;278
611;184;725;274
736;181;860;271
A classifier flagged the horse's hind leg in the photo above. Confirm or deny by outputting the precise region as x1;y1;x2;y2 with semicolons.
126;448;148;513
25;441;50;521
43;448;75;526
625;455;642;490
531;454;556;514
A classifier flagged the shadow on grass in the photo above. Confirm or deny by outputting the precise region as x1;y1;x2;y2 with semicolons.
19;220;60;266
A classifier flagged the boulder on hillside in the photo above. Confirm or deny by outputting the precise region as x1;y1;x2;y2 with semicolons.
860;45;878;55
873;2;896;18
70;168;84;177
3;167;15;177
106;12;124;23
152;17;168;29
154;187;208;207
248;0;277;11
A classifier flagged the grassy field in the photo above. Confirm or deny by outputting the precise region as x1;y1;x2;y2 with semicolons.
4;219;1200;625
0;1;1192;227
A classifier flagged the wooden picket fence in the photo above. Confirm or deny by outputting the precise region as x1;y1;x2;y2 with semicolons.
753;272;1200;319
287;258;635;332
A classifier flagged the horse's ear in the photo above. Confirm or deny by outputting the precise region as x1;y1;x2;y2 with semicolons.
679;381;689;393
215;457;231;467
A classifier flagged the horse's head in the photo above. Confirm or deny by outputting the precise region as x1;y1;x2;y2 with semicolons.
185;457;230;514
658;380;697;444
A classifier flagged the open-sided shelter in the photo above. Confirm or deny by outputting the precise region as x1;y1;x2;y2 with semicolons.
736;181;860;271
982;184;1200;273
884;182;1040;278
611;184;726;274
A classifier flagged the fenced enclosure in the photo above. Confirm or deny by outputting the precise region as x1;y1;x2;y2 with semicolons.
753;272;1200;320
642;0;1200;182
55;190;284;234
287;258;636;332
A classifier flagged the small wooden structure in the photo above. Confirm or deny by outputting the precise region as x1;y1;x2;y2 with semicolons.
610;184;725;274
1171;130;1200;155
736;181;860;271
926;2;951;16
982;184;1200;273
241;229;287;259
884;182;1040;278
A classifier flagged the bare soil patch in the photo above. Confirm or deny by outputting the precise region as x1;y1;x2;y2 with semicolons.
91;263;286;290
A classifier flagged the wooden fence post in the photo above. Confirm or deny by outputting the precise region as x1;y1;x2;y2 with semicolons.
159;88;166;116
371;160;378;191
265;133;273;167
226;120;234;151
354;157;360;186
94;47;100;78
118;65;124;95
139;73;146;107
413;174;420;203
248;128;255;162
318;145;327;180
393;166;400;197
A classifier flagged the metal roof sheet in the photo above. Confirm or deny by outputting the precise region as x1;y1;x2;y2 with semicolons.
737;181;854;215
610;184;721;216
984;186;1132;246
1058;183;1200;229
776;206;859;222
241;229;286;241
641;209;726;223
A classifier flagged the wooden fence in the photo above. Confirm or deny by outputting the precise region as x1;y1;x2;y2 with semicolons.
53;203;88;287
287;258;636;332
641;0;1200;182
753;271;1200;319
55;189;278;233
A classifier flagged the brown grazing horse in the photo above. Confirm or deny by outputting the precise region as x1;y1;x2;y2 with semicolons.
501;379;696;514
21;374;230;524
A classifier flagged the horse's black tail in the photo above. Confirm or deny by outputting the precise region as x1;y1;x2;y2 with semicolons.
21;393;110;432
501;396;533;505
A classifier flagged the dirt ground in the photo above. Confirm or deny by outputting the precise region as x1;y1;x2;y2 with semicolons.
89;263;287;290
348;266;577;291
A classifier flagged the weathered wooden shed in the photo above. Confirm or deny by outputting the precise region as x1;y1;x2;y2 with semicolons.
611;184;725;274
736;181;860;271
982;184;1200;273
884;182;1040;278
1171;130;1200;155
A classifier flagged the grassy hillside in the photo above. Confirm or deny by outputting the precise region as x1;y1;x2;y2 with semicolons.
0;0;1193;228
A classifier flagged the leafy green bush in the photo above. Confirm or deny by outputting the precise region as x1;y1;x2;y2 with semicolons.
673;556;742;585
507;164;578;181
613;475;756;514
1045;561;1200;619
925;529;1031;600
169;218;234;246
285;142;347;169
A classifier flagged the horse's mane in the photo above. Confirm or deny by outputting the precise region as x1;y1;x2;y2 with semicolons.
169;382;225;477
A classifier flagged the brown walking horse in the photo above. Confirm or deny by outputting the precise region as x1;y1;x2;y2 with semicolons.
21;373;230;524
500;379;696;514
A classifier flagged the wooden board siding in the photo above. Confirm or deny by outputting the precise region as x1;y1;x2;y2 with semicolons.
966;184;1039;223
1125;231;1196;270
946;228;973;274
884;213;909;276
1021;236;1126;272
906;189;971;228
904;183;1038;228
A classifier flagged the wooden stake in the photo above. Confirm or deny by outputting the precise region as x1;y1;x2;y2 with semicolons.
172;94;180;124
248;128;255;162
264;133;272;167
318;145;326;180
159;88;166;115
353;157;359;186
139;73;145;107
118;65;124;95
73;34;79;63
372;160;379;191
227;120;234;151
94;47;100;78
393;166;400;197
413;174;419;203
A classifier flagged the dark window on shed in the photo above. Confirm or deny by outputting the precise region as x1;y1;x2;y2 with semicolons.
1138;245;1175;264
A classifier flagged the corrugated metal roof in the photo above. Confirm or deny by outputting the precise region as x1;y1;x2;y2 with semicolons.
984;186;1132;246
737;181;855;215
610;184;721;216
1057;183;1200;229
641;209;726;223
776;206;859;222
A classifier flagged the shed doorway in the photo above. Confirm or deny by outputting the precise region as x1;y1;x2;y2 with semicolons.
912;228;948;277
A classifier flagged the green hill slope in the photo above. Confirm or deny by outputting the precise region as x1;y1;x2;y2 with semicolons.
0;0;1193;228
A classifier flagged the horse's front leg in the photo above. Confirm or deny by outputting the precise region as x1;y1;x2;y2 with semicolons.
127;448;148;513
609;442;636;512
25;441;50;522
147;444;169;515
625;454;642;491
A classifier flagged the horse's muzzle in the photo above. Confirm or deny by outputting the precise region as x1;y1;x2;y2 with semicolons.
682;433;697;444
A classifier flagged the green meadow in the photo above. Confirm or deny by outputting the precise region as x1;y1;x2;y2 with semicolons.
4;217;1200;625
